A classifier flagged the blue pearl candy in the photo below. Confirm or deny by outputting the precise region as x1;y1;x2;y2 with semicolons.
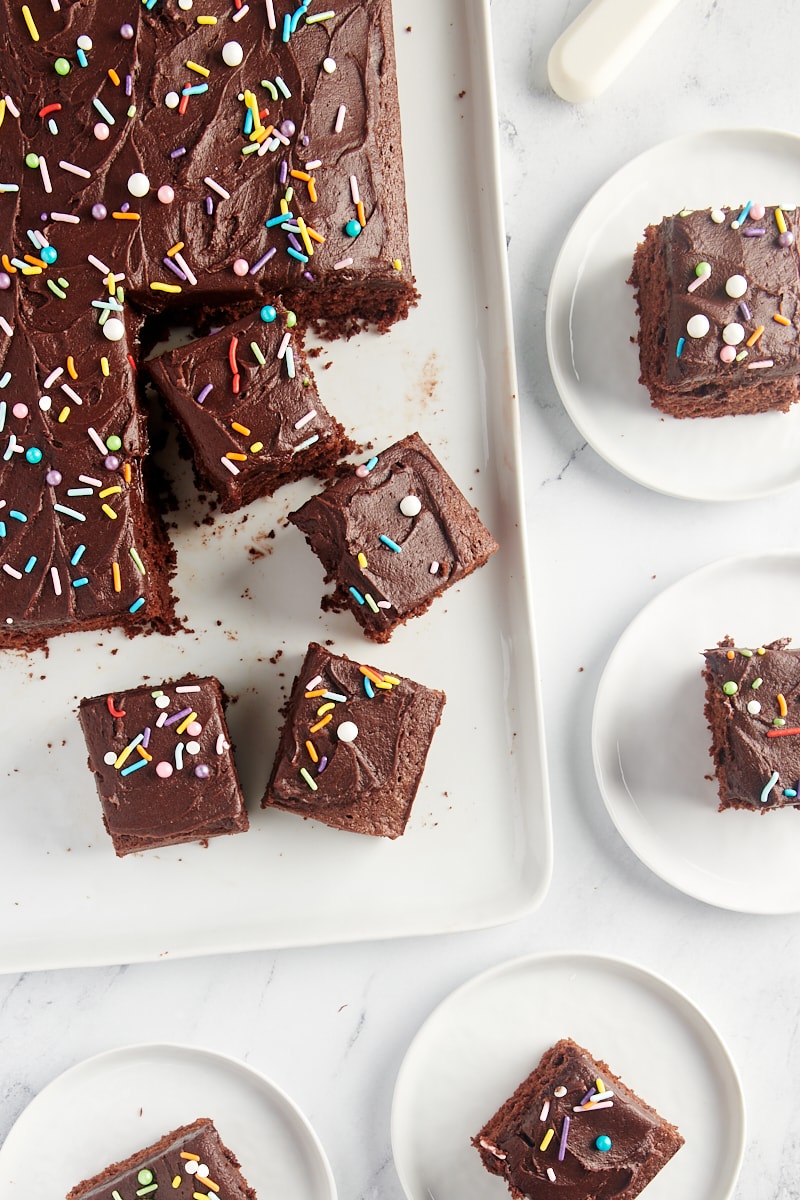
25;447;43;464
40;246;58;265
260;304;277;323
595;1135;612;1153
344;218;361;238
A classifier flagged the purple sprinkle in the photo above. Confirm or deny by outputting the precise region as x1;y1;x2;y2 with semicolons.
317;755;328;774
120;22;134;39
302;271;314;281
558;1116;570;1162
40;212;48;222
170;146;186;159
163;706;192;726
287;231;302;253
742;227;765;237
125;74;132;97
279;161;288;185
45;469;62;486
739;301;752;321
205;195;214;215
162;255;187;281
301;134;310;146
0;273;11;290
104;455;120;470
142;725;151;749
194;763;210;779
196;383;213;404
579;1088;596;1106
249;247;277;274
779;231;796;247
280;119;296;137
91;203;107;220
120;201;130;213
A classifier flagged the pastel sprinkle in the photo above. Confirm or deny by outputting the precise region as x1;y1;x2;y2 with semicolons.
761;771;779;804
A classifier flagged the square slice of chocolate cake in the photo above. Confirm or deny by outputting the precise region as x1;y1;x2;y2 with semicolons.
262;640;446;837
78;675;248;855
703;636;800;812
66;1117;257;1200
473;1038;683;1200
288;432;499;642
147;303;353;511
629;205;800;417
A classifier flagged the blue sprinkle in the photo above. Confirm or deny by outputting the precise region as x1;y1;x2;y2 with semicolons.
379;534;402;553
286;247;309;263
121;757;148;776
77;47;88;68
129;597;145;614
92;97;116;126
761;770;779;804
24;556;37;574
282;12;292;40
0;523;5;538
676;337;685;358
365;456;378;471
9;510;27;522
71;545;86;565
363;677;375;698
0;371;11;388
784;789;798;798
182;83;209;96
323;692;347;703
349;586;365;605
266;212;293;228
243;108;254;136
72;577;89;588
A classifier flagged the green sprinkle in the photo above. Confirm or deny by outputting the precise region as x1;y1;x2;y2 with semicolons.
739;648;754;657
300;767;318;792
241;143;259;156
695;261;711;277
250;340;266;366
285;310;297;328
773;718;786;727
751;677;763;689
54;57;71;76
722;681;738;696
137;1169;154;1186
46;279;67;299
127;105;136;118
24;152;40;169
129;547;146;575
106;434;122;452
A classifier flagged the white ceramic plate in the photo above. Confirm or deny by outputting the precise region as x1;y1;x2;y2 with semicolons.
391;951;744;1200
0;2;550;971
0;1043;336;1199
546;127;800;500
593;549;800;912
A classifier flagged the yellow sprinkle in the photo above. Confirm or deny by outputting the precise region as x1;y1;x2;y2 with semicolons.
196;14;217;23
305;690;327;698
0;99;5;129
297;216;313;256
226;452;247;461
776;208;788;234
596;1077;606;1093
108;68;121;86
107;273;116;295
383;674;401;685
112;562;121;592
357;552;368;568
309;713;332;733
305;739;319;763
307;178;317;203
356;200;365;227
167;241;185;257
746;325;764;347
186;60;210;77
774;314;791;326
20;265;42;275
172;1178;181;1190
250;127;268;143
280;197;289;214
291;170;312;182
374;679;393;690
176;711;198;735
100;356;110;377
101;503;118;519
123;462;131;483
114;743;135;769
21;4;39;41
150;282;182;293
392;258;403;271
245;90;262;131
112;211;140;220
231;421;251;436
1;255;16;274
539;1129;554;1152
58;406;70;423
99;486;122;498
66;355;78;379
137;745;153;761
24;254;46;268
250;440;264;453
316;702;335;716
779;693;788;716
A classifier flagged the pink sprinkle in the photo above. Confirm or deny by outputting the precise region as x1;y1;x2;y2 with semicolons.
277;331;291;359
215;734;229;754
333;257;353;270
50;566;62;595
12;403;27;418
335;104;346;133
187;721;202;736
220;456;240;475
355;464;370;478
540;1100;550;1121
155;761;173;778
719;345;736;364
747;359;774;369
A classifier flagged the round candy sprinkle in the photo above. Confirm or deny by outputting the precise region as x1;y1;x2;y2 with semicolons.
12;403;28;418
695;261;711;277
722;322;745;346
104;455;120;470
553;1086;567;1098
106;434;122;452
710;209;725;224
185;1161;199;1175
45;469;61;485
25;447;42;464
187;721;202;737
186;740;201;755
344;219;361;238
595;1136;612;1153
750;203;766;221
120;23;134;39
722;681;738;696
155;762;173;778
233;258;249;277
39;396;52;411
179;0;193;8
400;495;421;517
91;203;108;220
779;231;795;247
0;273;10;290
103;751;116;766
222;40;244;67
164;91;180;109
93;122;110;140
719;345;736;364
103;317;125;342
77;34;93;50
194;763;210;779
337;721;359;743
157;184;175;204
323;57;337;73
25;152;40;169
260;304;277;323
54;57;71;76
40;245;58;265
138;1170;154;1187
285;310;297;328
127;172;150;197
686;313;710;338
155;695;170;709
725;274;747;299
280;119;296;137
747;700;762;714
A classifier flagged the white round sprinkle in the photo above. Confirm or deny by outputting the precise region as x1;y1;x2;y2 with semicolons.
127;171;150;198
554;1086;567;1098
710;209;725;224
93;122;110;141
198;1166;209;1178
725;274;748;299
39;396;51;411
322;57;337;74
155;695;170;709
399;495;422;518
102;317;125;342
164;91;180;109
747;700;762;715
103;751;116;765
178;0;193;8
686;313;710;339
185;1161;198;1175
77;35;93;51
336;721;359;743
722;322;745;346
222;40;244;68
186;740;201;755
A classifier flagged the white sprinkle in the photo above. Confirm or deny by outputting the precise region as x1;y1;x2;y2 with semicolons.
293;433;319;453
587;1089;615;1103
285;346;295;378
220;456;240;476
540;1100;550;1121
87;426;108;454
88;253;112;274
50;567;62;596
0;317;12;337
61;383;83;405
748;359;774;370
376;599;392;609
333;257;353;270
78;474;102;487
204;176;230;200
546;1168;556;1183
156;712;168;728
4;95;20;119
216;734;230;754
174;742;185;770
266;0;276;28
305;675;323;691
2;564;22;580
43;367;63;387
335;104;346;133
349;175;360;203
172;251;197;286
277;331;291;359
50;0;60;10
50;212;80;224
294;409;317;429
39;157;52;194
305;159;322;170
175;685;201;693
59;160;91;179
232;3;249;19
430;561;440;574
272;128;290;146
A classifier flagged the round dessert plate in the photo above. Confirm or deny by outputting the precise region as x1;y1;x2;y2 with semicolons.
593;549;800;912
0;1043;337;1200
546;126;800;500
391;951;744;1200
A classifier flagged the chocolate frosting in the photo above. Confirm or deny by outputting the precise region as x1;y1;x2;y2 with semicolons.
264;640;445;837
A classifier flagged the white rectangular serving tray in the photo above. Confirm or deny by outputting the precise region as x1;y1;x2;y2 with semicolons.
0;0;552;972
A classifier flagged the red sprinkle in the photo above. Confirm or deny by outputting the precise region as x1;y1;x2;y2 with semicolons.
767;727;800;737
228;335;239;374
38;103;63;118
107;695;126;718
232;372;241;394
178;91;190;115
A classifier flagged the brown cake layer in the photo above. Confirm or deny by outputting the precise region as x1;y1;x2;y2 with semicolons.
473;1038;683;1200
629;205;800;417
78;674;248;855
288;432;499;642
262;640;446;837
703;636;800;812
67;1117;257;1200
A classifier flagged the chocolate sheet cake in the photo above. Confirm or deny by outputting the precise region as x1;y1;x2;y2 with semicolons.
703;636;800;812
629;204;800;417
473;1038;683;1200
288;432;499;642
78;674;248;855
67;1117;257;1200
0;0;415;649
263;640;446;837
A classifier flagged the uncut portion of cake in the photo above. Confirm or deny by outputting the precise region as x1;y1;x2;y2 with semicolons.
703;636;800;812
66;1117;257;1200
78;674;248;855
147;302;352;511
473;1039;683;1200
629;204;800;417
262;640;446;837
288;433;499;642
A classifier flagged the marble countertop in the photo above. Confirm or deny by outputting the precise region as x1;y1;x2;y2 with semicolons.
2;1;800;1197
